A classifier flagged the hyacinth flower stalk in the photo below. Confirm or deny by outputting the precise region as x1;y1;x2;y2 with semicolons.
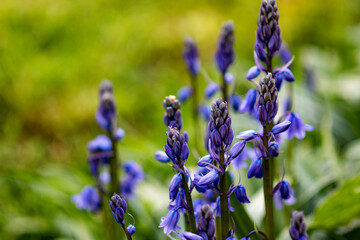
215;21;235;102
182;37;201;151
109;193;135;240
96;80;121;195
197;98;246;240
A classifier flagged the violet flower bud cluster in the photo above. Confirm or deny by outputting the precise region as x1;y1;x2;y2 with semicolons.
183;37;200;78
96;79;117;132
256;73;278;126
289;211;308;240
163;95;183;131
110;193;136;236
197;205;216;240
215;21;235;75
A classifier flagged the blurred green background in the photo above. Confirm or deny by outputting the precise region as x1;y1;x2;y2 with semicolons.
1;0;360;239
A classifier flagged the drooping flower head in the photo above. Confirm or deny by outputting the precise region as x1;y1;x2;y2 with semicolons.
256;0;281;58
121;161;145;198
109;193;127;226
208;98;234;154
159;209;181;235
165;127;189;166
197;204;216;240
256;73;278;126
163;95;183;131
215;21;235;75
71;186;101;213
282;112;314;140
183;37;201;77
289;210;308;240
96;79;117;131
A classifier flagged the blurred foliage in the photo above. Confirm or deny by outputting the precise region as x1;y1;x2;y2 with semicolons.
0;0;360;239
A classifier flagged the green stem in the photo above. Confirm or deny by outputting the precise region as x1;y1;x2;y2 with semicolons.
108;131;120;195
221;74;228;102
190;76;200;153
179;164;197;233
122;225;133;240
262;122;275;240
219;150;229;240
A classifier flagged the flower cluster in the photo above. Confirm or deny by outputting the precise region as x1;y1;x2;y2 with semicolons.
163;95;183;131
289;211;308;240
110;193;136;237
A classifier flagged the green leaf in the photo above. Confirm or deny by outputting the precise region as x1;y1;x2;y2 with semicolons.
313;176;360;229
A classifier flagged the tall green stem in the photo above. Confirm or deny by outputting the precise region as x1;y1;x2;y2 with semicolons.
221;74;228;102
219;150;229;240
179;164;197;233
262;122;275;240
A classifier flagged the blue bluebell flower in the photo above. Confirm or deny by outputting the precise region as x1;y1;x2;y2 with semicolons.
225;72;234;85
213;196;234;217
247;157;263;179
239;89;257;116
198;105;210;122
127;224;136;236
177;86;193;103
268;141;280;157
169;173;182;200
183;37;201;77
289;211;308;240
155;150;171;163
215;21;235;74
163;96;183;131
273;180;294;200
205;83;221;99
96;80;116;131
197;155;213;167
236;130;258;141
113;128;125;142
120;161;144;198
87;135;112;177
283;112;314;139
197;170;220;187
123;161;144;181
234;184;250;204
169;188;187;213
159;209;180;235
246;66;261;80
272;121;291;134
180;232;203;240
230;94;241;111
88;135;112;152
109;193;127;226
71;186;101;213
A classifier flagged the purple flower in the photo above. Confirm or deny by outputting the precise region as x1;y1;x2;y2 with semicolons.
230;94;241;111
127;224;136;236
205;83;221;99
165;127;189;165
197;170;220;187
180;232;203;240
268;141;280;157
113;128;125;142
228;140;246;162
197;155;213;167
239;89;257;116
159;209;180;235
208;99;234;155
247;157;263;179
183;37;201;77
109;193;127;226
197;204;215;240
213;196;234;217
177;86;193;103
246;66;261;80
163;96;183;131
88;135;112;152
257;73;278;126
236;130;258;141
155;150;171;163
272;121;291;134
283;112;314;139
71;186;101;213
169;188;187;213
198;105;210;122
273;180;294;200
289;211;308;240
123;161;144;181
169;173;182;200
215;21;235;74
87;135;112;177
234;184;250;204
96;80;116;131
